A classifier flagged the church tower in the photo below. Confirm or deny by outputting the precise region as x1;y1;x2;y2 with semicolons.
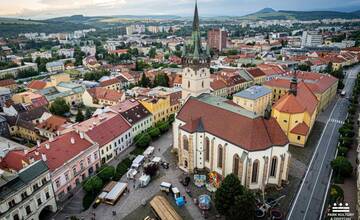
181;1;211;101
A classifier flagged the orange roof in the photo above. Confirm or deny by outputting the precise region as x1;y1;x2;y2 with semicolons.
0;79;16;87
27;80;47;90
99;78;120;87
211;79;227;90
36;115;68;132
273;82;318;115
88;87;123;102
290;122;309;136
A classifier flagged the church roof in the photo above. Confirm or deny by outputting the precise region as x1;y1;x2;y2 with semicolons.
177;95;288;151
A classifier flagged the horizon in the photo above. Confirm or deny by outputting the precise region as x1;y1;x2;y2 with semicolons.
1;0;360;20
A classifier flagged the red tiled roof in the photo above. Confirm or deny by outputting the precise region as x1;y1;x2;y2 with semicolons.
85;115;131;147
177;98;288;151
257;64;286;76
290;122;309;136
27;80;47;90
0;79;16;87
273;82;318;115
36;115;68;132
87;87;124;102
246;68;266;78
0;150;27;171
99;78;120;87
169;91;181;106
211;79;227;90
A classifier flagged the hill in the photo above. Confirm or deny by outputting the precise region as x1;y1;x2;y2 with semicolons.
241;9;360;21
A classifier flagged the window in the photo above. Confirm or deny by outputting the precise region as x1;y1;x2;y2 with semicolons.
41;178;47;185
188;81;190;88
205;137;210;162
283;120;287;123
8;199;15;208
270;157;277;177
65;173;70;181
26;205;32;215
37;197;42;206
202;81;204;88
183;135;189;151
217;145;223;169
297;136;301;141
55;178;60;188
94;152;98;160
233;154;240;176
45;191;50;199
251;160;259;183
13;214;19;220
73;167;77;175
33;183;39;191
87;156;91;165
21;191;28;200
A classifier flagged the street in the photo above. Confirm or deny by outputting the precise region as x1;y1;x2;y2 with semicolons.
287;65;360;220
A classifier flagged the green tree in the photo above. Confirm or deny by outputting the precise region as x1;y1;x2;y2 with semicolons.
228;189;256;220
135;133;151;148
331;156;353;178
298;64;311;71
49;98;70;116
85;107;92;119
148;127;161;139
139;73;151;88
76;108;85;122
148;48;157;58
153;73;169;87
83;176;103;193
97;165;115;182
215;174;244;217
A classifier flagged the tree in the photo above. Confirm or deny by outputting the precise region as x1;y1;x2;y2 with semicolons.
331;156;353;178
158;122;170;133
153;73;169;87
298;64;311;71
215;174;244;217
148;127;161;139
85;107;92;119
228;189;256;220
83;176;103;193
76;108;85;122
97;165;115;182
135;133;151;148
49;98;70;116
148;48;157;58
139;73;152;88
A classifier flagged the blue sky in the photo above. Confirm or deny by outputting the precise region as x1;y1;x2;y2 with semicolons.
1;0;360;18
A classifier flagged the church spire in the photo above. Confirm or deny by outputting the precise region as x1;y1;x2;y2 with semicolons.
193;0;200;32
289;70;298;96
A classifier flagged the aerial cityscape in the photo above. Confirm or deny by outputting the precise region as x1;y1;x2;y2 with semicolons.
0;0;360;220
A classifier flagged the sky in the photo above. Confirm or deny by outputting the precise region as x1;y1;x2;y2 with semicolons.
1;0;360;19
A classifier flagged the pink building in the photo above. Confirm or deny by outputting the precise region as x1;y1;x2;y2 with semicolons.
0;131;100;201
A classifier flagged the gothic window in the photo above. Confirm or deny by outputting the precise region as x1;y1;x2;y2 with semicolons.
183;135;189;151
188;81;190;88
233;154;240;176
217;145;223;168
251;160;259;183
205;137;210;162
270;156;278;177
202;81;204;88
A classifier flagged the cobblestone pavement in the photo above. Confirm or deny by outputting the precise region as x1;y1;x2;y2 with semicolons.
54;129;204;220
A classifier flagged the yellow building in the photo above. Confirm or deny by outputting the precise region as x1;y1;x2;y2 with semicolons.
50;73;71;86
138;96;171;125
272;79;319;147
233;85;272;116
264;71;338;112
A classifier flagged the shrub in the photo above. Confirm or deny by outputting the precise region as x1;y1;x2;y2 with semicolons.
82;176;103;194
330;185;344;204
331;156;353;179
339;136;353;147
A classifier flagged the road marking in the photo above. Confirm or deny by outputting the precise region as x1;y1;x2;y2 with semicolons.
287;99;340;219
303;118;338;219
330;119;344;124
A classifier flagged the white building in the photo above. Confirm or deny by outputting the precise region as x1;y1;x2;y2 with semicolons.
301;31;323;47
81;46;96;57
0;160;57;220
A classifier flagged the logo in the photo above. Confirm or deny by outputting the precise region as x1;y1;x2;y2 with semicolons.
327;202;354;220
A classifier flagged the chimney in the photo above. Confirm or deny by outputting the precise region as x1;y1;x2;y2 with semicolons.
41;154;47;162
45;143;50;150
49;136;54;142
80;132;84;139
35;151;39;156
70;137;75;144
37;140;41;148
23;149;28;155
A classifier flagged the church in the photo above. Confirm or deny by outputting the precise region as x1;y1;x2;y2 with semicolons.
173;2;291;190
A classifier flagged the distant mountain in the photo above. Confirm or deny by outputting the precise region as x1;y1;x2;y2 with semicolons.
241;9;360;21
256;8;276;14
